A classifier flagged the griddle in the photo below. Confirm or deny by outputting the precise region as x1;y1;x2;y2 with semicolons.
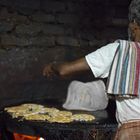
1;99;117;140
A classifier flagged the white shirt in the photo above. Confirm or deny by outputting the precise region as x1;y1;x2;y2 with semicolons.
85;42;140;124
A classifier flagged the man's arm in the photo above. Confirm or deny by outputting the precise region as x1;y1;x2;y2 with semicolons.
43;57;90;78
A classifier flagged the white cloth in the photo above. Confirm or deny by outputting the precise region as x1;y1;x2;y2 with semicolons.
85;42;140;124
63;80;108;111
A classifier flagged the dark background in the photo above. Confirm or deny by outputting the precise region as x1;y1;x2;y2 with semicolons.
0;0;131;109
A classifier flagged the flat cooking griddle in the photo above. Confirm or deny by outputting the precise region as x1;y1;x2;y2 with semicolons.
1;99;117;139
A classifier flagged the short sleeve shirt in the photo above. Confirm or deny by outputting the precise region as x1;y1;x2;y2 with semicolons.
85;42;119;78
85;42;140;124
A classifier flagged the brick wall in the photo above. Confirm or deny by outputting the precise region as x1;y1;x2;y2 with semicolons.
0;0;131;49
0;0;131;107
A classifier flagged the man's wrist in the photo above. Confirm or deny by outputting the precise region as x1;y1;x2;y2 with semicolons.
51;62;60;75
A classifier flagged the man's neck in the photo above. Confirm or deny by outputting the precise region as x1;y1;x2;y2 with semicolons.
134;36;140;42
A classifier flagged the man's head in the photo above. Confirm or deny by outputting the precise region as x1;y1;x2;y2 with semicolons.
128;0;140;41
129;0;140;25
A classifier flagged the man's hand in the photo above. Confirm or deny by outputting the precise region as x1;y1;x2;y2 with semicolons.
43;63;58;78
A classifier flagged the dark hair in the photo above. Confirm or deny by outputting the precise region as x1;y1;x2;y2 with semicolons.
129;0;140;25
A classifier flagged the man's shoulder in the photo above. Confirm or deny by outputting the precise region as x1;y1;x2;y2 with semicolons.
100;41;119;51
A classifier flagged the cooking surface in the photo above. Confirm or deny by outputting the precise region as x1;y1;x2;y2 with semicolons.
1;99;117;138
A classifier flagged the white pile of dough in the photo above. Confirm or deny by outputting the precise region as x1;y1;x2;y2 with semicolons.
63;80;108;111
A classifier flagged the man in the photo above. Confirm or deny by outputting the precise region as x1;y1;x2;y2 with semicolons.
43;0;140;139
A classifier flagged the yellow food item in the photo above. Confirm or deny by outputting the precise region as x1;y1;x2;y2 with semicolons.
42;107;60;113
24;114;50;121
5;104;95;123
49;110;72;117
21;103;44;110
5;106;27;113
48;115;73;123
72;114;95;121
5;103;44;118
58;111;73;116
